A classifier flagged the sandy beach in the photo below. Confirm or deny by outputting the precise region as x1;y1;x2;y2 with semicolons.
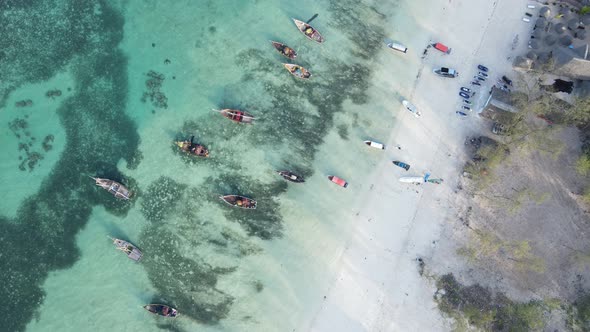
307;0;535;330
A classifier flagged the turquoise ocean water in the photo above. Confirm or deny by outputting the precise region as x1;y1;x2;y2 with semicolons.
0;0;424;331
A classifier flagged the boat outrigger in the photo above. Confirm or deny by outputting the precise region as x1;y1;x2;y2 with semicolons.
215;109;255;124
219;195;257;209
364;141;385;149
277;170;305;183
270;41;297;59
110;237;143;262
175;136;209;157
91;177;131;200
143;304;178;318
283;64;311;79
328;175;348;188
293;18;324;43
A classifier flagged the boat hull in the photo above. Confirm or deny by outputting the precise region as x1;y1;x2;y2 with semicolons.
283;63;311;79
293;18;324;43
143;304;178;318
392;161;410;171
328;175;348;188
277;171;305;183
112;238;143;262
175;141;209;157
402;100;421;117
270;41;297;59
92;177;131;200
364;141;385;150
220;195;257;209
219;109;254;124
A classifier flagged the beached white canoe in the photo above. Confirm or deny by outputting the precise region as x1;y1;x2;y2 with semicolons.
402;100;421;117
364;140;385;150
399;176;425;183
386;41;407;53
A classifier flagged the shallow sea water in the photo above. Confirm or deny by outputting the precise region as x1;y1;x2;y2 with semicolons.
0;0;426;331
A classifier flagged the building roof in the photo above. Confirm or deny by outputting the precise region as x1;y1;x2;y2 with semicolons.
553;46;590;79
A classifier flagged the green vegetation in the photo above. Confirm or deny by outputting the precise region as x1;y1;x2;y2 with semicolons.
457;230;546;273
576;155;590;176
580;6;590;15
435;274;552;331
566;293;590;331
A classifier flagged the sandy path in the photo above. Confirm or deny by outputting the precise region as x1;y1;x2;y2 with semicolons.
306;0;534;331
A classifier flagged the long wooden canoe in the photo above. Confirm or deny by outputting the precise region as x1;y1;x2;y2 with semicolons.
216;109;254;124
270;41;297;59
283;64;312;79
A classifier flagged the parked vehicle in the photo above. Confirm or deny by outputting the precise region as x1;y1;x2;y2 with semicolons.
502;75;513;86
492;122;507;135
478;64;489;72
471;80;481;86
463;99;472;105
459;91;471;99
478;71;488;77
456;111;468;117
474;75;486;81
462;105;472;112
460;87;474;95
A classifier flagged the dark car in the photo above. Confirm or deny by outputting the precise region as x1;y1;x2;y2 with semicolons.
459;91;471;99
491;122;506;135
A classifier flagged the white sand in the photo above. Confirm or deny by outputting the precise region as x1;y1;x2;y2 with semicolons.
306;0;534;330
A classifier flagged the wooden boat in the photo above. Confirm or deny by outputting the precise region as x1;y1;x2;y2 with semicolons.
216;109;254;124
110;237;143;262
219;195;257;209
277;170;305;183
293;18;324;43
143;304;178;318
328;175;348;188
283;64;312;79
91;177;131;200
175;136;209;157
270;41;297;59
364;141;385;150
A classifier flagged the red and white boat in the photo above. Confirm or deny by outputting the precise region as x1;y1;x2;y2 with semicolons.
328;175;348;188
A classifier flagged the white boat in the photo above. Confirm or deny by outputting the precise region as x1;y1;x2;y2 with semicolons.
386;41;407;53
364;140;385;150
402;100;421;117
399;176;425;183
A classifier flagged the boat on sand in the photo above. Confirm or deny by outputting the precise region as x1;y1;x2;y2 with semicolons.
277;170;305;183
110;237;142;262
270;41;297;59
283;64;311;79
292;18;324;43
402;100;421;117
219;195;257;209
143;304;178;318
91;177;131;200
215;109;254;124
364;141;385;149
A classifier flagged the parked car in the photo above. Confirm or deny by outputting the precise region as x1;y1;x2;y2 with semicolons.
491;122;507;135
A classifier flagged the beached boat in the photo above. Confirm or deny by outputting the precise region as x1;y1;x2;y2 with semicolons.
402;100;421;117
386;41;407;53
292;18;324;43
328;175;348;188
432;42;451;54
399;176;425;183
433;67;458;78
143;304;178;318
219;195;257;209
277;170;305;183
91;177;131;200
392;161;410;171
270;41;297;59
283;64;311;79
215;109;254;124
110;237;142;262
364;140;385;150
175;136;209;157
